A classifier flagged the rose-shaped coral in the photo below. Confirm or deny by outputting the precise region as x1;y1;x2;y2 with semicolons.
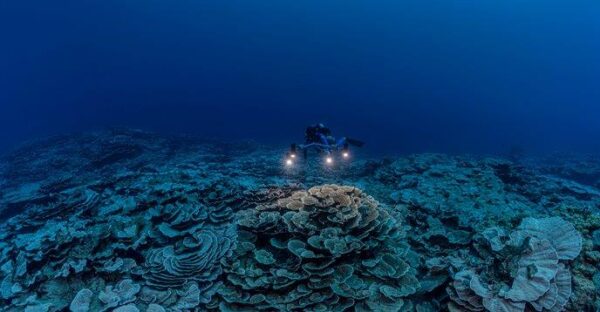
447;217;581;312
217;185;419;311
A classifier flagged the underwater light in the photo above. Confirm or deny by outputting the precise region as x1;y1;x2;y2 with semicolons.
290;154;296;158
325;156;333;165
286;159;294;166
342;152;349;158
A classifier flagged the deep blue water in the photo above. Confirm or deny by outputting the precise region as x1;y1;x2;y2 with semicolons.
1;0;599;156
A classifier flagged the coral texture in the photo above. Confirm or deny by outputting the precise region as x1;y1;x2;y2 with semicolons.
0;131;598;311
217;184;420;311
447;217;581;312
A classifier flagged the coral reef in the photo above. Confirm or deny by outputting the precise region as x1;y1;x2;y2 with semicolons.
446;217;581;312
524;153;600;188
0;130;598;311
217;185;419;311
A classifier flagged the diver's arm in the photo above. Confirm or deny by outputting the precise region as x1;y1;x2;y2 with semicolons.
336;137;347;148
319;134;329;146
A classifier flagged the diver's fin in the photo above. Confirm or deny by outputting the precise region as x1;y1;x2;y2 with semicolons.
346;138;365;147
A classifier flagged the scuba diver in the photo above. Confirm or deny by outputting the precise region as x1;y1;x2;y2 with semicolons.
305;123;334;146
285;123;364;166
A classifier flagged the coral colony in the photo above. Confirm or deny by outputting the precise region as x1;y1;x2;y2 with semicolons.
0;129;599;311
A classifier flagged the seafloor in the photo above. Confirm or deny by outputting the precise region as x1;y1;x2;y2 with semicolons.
0;129;598;312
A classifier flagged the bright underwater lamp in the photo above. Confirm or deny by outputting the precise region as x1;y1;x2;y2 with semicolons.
285;158;294;166
342;152;349;158
325;156;333;165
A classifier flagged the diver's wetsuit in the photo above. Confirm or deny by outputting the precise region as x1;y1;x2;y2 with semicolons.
305;124;332;145
303;124;333;157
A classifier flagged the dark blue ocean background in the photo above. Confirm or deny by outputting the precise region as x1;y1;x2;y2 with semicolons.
1;0;599;156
